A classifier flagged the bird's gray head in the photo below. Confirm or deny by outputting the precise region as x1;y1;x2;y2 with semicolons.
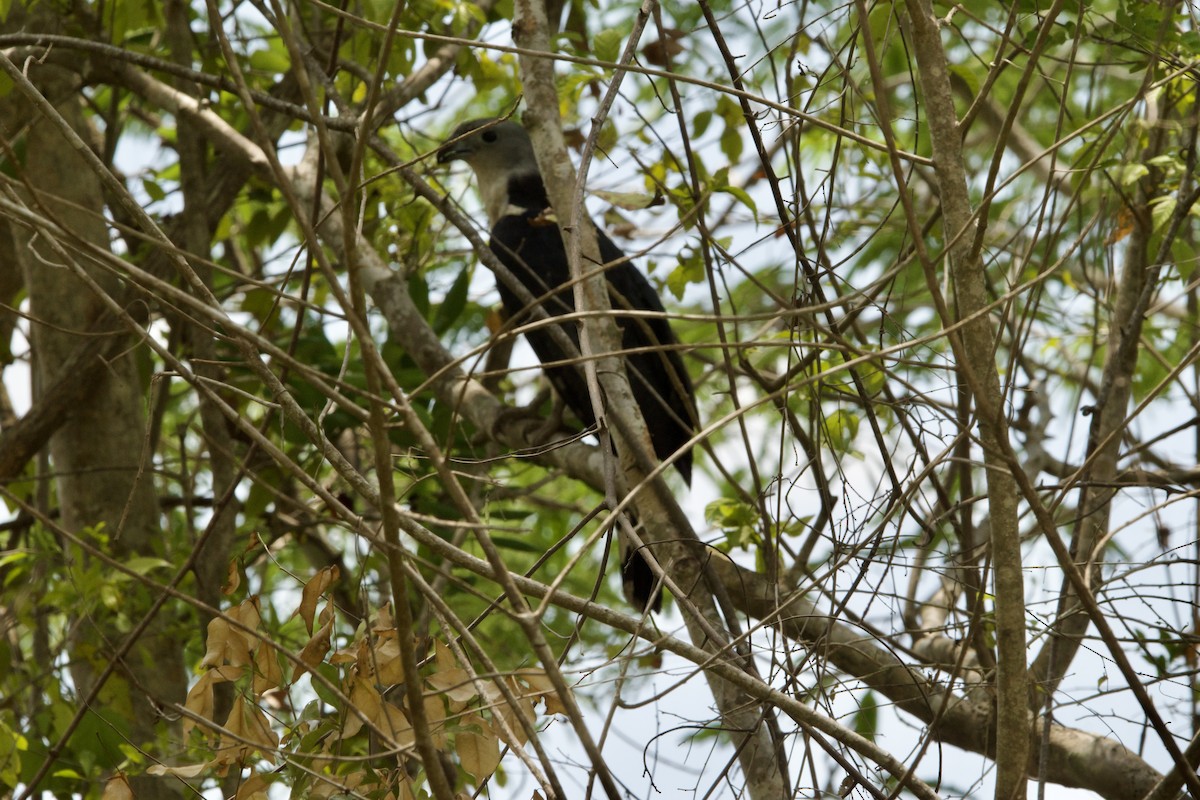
437;119;537;168
438;119;543;224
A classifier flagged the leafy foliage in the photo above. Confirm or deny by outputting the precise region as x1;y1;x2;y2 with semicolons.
3;0;1200;799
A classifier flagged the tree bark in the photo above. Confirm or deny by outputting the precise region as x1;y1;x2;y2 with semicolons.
899;3;1031;797
1;11;184;798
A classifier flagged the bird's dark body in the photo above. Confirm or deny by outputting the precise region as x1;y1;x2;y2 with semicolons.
490;202;696;485
438;119;696;611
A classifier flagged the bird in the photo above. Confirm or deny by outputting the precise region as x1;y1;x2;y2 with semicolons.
437;118;697;611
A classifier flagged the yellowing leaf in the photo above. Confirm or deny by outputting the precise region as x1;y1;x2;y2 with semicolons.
1119;162;1149;186
123;557;171;576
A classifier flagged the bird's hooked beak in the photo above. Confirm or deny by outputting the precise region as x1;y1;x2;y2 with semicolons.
436;138;472;165
437;119;508;165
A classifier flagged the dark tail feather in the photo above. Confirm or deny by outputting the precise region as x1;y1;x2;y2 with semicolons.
622;541;663;613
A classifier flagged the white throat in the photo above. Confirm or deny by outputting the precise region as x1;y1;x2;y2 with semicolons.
471;162;539;225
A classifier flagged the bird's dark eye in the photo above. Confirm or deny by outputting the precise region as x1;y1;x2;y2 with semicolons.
481;130;498;143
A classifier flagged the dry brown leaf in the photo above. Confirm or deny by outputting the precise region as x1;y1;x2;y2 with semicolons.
433;639;456;670
297;566;339;635
235;770;272;800
330;646;357;665
423;693;448;749
199;618;237;669
202;597;261;669
457;714;501;783
342;675;381;739
182;665;243;740
516;669;553;695
230;596;262;630
427;666;477;709
642;28;685;66
479;679;504;706
222;558;240;596
494;676;536;747
377;701;415;750
516;669;569;716
540;692;568;717
252;638;282;697
372;630;405;685
349;637;370;673
147;762;210;778
1106;206;1136;245
356;631;405;686
494;684;535;748
372;604;395;631
216;700;279;768
102;774;133;800
428;641;477;707
182;670;218;740
294;601;335;683
308;766;364;799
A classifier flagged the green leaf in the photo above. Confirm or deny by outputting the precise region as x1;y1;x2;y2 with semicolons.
249;42;292;74
1150;194;1177;232
853;691;878;740
824;409;860;451
715;95;744;162
705;498;760;551
667;247;705;300
491;536;544;553
1118;162;1149;186
593;28;624;63
409;270;431;318
720;185;757;217
592;188;662;210
720;124;743;163
0;716;27;789
141;178;166;202
433;265;471;335
124;557;172;576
